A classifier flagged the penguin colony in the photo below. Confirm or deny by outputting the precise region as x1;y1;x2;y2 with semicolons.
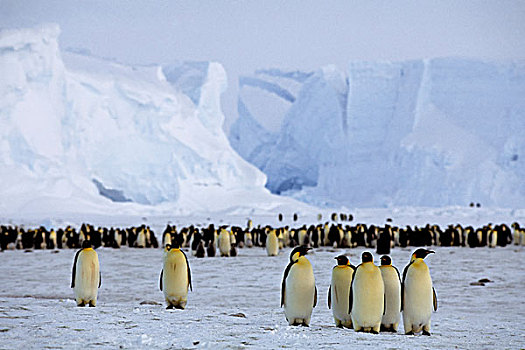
0;213;522;336
0;223;159;251
1;216;521;253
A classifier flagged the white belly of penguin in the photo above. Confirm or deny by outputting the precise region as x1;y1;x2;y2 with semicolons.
266;233;279;256
352;266;384;328
163;254;189;303
403;264;433;329
331;267;353;323
284;262;315;322
74;250;100;302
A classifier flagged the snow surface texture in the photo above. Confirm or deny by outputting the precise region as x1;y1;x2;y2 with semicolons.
230;60;525;208
1;208;525;349
1;236;524;348
0;24;315;220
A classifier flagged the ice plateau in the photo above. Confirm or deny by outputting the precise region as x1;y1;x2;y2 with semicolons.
0;24;313;221
230;60;525;208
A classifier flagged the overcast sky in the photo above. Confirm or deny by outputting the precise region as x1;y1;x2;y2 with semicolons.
2;0;525;130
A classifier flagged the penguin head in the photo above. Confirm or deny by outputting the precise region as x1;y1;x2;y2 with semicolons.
290;245;311;262
380;255;392;266
171;235;183;249
81;240;92;249
334;255;349;266
411;248;434;260
361;251;373;263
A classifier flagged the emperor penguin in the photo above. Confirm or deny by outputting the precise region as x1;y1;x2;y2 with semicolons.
47;229;57;250
135;228;146;248
281;246;317;326
195;240;205;258
328;255;355;328
71;240;101;307
244;230;253;248
218;228;231;257
379;255;401;332
266;229;279;256
160;243;192;309
349;252;384;333
402;248;438;335
488;229;497;248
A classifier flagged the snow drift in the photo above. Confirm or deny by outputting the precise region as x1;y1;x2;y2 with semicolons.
230;60;525;208
0;24;308;219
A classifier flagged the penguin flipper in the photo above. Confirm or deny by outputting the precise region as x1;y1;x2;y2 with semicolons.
393;266;401;282
98;271;101;288
348;265;358;313
433;287;438;311
327;285;331;309
400;262;412;312
348;283;353;314
181;249;193;291
159;270;163;291
313;285;317;308
400;282;404;311
71;249;82;288
281;261;295;307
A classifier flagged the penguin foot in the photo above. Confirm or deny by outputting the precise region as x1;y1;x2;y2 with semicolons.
405;331;414;336
166;305;174;310
371;330;379;335
88;302;96;307
381;325;397;332
174;305;185;310
77;302;85;307
422;330;431;336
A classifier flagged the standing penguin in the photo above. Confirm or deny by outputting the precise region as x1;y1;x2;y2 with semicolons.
349;252;384;333
402;248;437;335
160;243;192;309
218;227;231;257
135;228;146;248
195;241;205;258
376;226;392;255
379;255;401;332
328;255;355;328
266;229;279;256
281;246;317;326
71;240;101;307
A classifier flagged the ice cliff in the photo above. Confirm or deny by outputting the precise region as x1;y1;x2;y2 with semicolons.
0;24;298;218
230;59;525;208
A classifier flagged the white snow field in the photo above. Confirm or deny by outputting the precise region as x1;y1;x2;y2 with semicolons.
1;209;525;349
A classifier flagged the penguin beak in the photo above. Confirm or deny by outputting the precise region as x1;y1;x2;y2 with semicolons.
427;250;435;254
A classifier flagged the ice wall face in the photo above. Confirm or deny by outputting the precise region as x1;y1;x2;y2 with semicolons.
230;59;525;208
0;25;269;214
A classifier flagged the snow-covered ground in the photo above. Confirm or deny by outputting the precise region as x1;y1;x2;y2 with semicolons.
1;212;524;349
